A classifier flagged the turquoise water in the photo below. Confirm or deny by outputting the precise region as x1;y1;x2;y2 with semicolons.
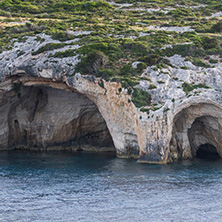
0;151;222;222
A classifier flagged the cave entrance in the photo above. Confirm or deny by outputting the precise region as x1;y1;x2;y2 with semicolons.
170;103;222;161
188;116;221;159
196;143;220;160
4;85;115;152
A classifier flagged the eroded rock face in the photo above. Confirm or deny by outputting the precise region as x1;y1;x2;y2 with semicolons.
169;103;222;161
2;75;222;163
2;35;222;162
0;75;141;158
0;85;114;151
67;75;141;158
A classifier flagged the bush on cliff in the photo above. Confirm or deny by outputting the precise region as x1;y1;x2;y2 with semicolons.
211;21;222;33
32;42;67;55
141;54;162;66
76;51;108;75
0;0;114;14
95;69;114;80
132;88;151;108
201;36;218;50
182;82;211;94
164;44;205;58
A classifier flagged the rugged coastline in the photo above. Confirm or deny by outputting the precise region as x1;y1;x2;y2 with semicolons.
1;0;222;163
1;66;222;163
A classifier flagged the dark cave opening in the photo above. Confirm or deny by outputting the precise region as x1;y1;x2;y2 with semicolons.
196;143;220;160
170;104;222;162
3;85;115;152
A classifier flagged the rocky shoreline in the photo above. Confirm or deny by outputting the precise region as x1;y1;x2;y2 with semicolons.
1;27;222;164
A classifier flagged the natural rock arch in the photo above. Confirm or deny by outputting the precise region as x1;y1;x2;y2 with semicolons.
0;81;115;152
169;102;222;161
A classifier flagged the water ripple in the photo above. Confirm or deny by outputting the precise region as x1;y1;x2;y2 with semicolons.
0;151;222;221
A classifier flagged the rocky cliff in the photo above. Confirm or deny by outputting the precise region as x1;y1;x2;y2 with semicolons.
1;32;222;164
1;0;222;163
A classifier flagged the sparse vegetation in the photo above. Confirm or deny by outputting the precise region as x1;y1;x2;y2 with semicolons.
49;49;77;58
148;84;157;89
182;82;211;94
132;88;151;108
76;51;108;75
32;43;68;55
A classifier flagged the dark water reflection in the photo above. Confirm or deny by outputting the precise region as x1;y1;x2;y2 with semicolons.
0;151;222;221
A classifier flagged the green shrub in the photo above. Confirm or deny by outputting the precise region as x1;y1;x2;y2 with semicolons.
141;54;161;66
121;77;139;88
165;44;205;58
49;49;76;58
201;36;218;50
76;51;108;75
120;65;133;76
209;58;218;64
192;58;211;68
132;88;151;108
148;84;157;89
95;68;114;80
140;76;152;82
181;66;189;70
140;108;150;114
78;42;109;55
182;82;210;94
122;40;148;57
51;31;75;41
211;20;222;33
136;62;147;72
32;43;67;55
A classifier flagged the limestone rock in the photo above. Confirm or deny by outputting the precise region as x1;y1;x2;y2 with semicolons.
1;35;222;163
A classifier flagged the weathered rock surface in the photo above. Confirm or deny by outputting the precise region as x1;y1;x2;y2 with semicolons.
1;35;222;163
0;83;114;151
